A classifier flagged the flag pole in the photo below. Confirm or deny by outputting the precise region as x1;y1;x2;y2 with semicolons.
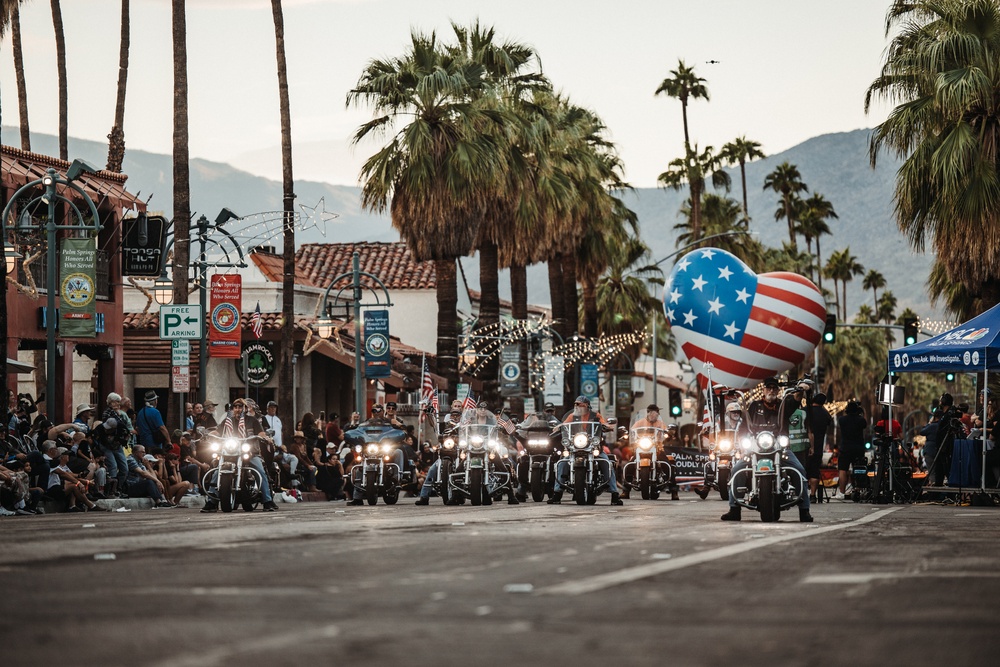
417;352;426;446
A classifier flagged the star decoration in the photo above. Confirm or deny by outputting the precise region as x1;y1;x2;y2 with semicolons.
718;265;733;280
707;298;724;315
683;310;698;326
298;197;340;238
735;288;751;304
668;289;682;304
676;257;691;272
666;308;675;321
700;248;716;259
723;322;740;339
691;275;707;292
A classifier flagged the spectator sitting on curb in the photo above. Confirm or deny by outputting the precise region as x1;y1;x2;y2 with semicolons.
46;447;100;512
125;445;173;508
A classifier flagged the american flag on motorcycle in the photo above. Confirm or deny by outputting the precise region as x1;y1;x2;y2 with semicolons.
221;414;246;438
497;412;516;435
419;355;435;410
462;393;477;413
250;301;263;339
700;403;712;433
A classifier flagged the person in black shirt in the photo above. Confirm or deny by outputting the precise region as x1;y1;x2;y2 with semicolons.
931;393;961;486
807;393;833;501
834;400;867;500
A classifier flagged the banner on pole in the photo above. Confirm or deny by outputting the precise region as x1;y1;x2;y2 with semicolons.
363;309;391;378
500;344;523;397
59;238;97;338
543;355;565;407
580;363;599;404
209;274;242;358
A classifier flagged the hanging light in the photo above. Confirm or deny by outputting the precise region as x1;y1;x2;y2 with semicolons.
316;319;333;339
153;276;173;305
461;346;477;369
4;243;22;275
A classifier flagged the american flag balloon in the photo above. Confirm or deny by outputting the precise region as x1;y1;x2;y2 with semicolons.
664;248;825;390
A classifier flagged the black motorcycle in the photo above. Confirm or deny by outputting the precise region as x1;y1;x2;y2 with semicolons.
449;423;510;506
558;421;613;505
202;433;264;513
516;423;560;502
345;423;409;505
621;425;673;500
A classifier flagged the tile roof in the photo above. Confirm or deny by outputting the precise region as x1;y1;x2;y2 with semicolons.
248;250;317;287
295;242;436;290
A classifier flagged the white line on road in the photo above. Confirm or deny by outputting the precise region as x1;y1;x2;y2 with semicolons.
803;571;1000;584
152;624;340;667
537;508;902;596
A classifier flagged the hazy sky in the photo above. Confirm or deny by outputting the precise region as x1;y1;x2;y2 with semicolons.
2;0;896;188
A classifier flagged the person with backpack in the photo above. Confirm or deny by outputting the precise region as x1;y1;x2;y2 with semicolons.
136;391;170;454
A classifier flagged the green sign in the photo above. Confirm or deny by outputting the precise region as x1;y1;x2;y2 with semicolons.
59;237;97;338
236;341;276;387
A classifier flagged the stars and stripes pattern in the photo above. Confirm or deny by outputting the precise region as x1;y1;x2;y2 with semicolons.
221;414;247;438
250;301;263;339
666;248;825;390
419;356;435;409
497;412;516;435
462;393;477;413
700;403;713;434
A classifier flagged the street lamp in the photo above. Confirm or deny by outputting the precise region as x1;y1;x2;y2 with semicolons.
4;244;22;275
316;319;334;340
0;161;102;421
153;276;174;305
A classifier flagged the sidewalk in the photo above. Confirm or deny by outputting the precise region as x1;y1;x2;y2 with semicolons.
40;490;331;514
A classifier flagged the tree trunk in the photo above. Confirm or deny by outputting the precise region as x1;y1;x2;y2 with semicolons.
51;0;68;160
816;236;824;291
13;7;30;151
171;0;190;305
561;252;579;339
478;242;500;407
785;197;796;250
690;178;703;242
106;0;130;172
509;263;528;418
548;256;565;340
739;160;748;218
435;259;458;396
582;275;598;338
272;0;295;449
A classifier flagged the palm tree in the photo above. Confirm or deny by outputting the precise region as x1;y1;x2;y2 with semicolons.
658;144;730;241
50;0;68;159
655;59;709;153
106;0;129;172
674;193;763;269
11;3;29;150
862;269;886;309
797;193;837;287
720;136;765;219
271;0;295;446
171;0;191;305
763;162;808;249
867;0;1000;310
928;259;980;322
348;30;506;386
824;248;864;320
855;304;876;324
877;290;898;345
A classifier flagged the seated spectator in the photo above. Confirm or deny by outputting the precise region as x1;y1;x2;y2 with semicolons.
314;442;346;501
125;445;173;508
45;447;99;512
161;452;195;504
1;459;42;514
288;433;318;492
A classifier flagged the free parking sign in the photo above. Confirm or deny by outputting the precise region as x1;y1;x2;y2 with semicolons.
159;305;203;339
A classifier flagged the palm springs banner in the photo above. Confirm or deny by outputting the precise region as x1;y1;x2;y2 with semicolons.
209;274;242;359
59;237;97;338
363;309;391;378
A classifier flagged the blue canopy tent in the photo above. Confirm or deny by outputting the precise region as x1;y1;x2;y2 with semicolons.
888;302;1000;492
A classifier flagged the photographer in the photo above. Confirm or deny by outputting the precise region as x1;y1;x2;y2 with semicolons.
833;400;867;501
931;393;961;486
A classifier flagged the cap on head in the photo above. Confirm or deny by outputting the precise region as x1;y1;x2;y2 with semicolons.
574;395;590;406
203;400;218;408
293;431;306;440
144;390;158;403
372;404;384;413
763;378;780;389
267;401;278;408
386;401;397;409
811;393;827;406
544;402;555;410
232;398;247;408
476;400;488;409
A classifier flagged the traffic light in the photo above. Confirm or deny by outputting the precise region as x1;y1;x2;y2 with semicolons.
668;389;682;417
823;313;836;344
815;367;826;384
903;317;918;346
945;372;956;382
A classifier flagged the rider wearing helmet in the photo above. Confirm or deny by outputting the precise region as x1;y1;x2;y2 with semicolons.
548;396;623;506
721;377;812;523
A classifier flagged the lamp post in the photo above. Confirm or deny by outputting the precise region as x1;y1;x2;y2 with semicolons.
318;252;392;417
1;161;102;420
649;231;755;406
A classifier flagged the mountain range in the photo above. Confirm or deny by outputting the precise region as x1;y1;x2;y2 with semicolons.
3;126;938;319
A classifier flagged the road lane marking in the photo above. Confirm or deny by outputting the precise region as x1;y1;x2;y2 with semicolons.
152;624;340;667
803;571;1000;584
537;508;901;596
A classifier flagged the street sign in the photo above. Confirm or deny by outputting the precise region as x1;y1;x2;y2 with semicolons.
171;339;190;366
159;305;202;340
171;365;190;393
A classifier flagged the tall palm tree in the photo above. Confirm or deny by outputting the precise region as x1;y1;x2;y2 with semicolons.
797;193;837;286
348;30;505;386
855;304;876;324
876;289;898;344
106;0;129;172
658;144;730;241
655;59;709;153
50;0;68;159
862;269;886;309
271;0;295;446
867;0;1000;310
824;248;864;320
928;259;980;321
11;3;29;150
720;136;765;219
592;235;662;339
763;162;808;249
674;192;764;269
171;0;191;306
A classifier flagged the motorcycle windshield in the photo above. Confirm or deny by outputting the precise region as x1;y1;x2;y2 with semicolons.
629;426;664;451
558;421;602;448
458;423;499;450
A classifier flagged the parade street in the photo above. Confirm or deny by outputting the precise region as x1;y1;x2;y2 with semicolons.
2;499;998;666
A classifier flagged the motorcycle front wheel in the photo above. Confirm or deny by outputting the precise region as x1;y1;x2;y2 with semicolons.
440;459;453;505
469;467;484;506
529;467;545;503
365;470;378;506
573;467;588;505
639;467;652;500
383;486;399;505
219;474;234;513
758;475;778;523
717;468;731;501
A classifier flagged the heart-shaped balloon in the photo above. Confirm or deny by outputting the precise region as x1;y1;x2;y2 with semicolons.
664;248;826;390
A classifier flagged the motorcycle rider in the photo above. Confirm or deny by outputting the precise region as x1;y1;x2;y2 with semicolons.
349;403;407;506
548;396;623;506
721;377;812;522
384;401;406;429
201;398;279;513
622;403;678;500
414;402;465;506
514;409;560;501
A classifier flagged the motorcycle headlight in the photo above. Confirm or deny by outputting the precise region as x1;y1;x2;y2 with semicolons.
365;443;380;456
443;438;455;450
459;439;468;449
718;439;733;453
241;443;251;453
638;437;654;451
223;439;240;455
354;444;362;453
210;442;220;453
756;433;775;452
471;435;484;445
777;435;789;449
573;433;589;449
740;437;753;452
382;443;392;453
528;439;548;447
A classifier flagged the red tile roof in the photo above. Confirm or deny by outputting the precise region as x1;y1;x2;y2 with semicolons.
295;242;436;290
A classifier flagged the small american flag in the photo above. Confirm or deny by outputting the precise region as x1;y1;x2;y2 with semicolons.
462;393;477;413
420;356;434;406
250;301;263;339
700;404;713;433
497;412;516;435
431;390;439;414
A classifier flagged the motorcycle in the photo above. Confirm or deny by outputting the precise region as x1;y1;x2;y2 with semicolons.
516;420;560;502
558;420;614;505
345;422;409;506
699;427;738;501
430;432;460;505
448;422;510;506
621;422;673;500
202;433;265;513
728;385;807;522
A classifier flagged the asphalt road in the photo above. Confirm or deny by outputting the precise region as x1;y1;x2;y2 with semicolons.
2;494;999;667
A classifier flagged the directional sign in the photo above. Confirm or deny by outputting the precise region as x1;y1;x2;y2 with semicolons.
171;366;190;393
159;305;203;340
171;339;190;366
